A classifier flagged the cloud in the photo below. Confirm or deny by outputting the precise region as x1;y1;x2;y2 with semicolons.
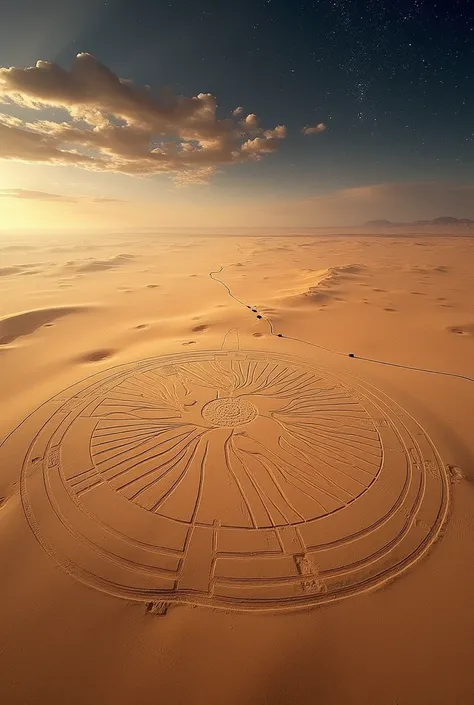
0;54;287;184
242;113;259;131
241;125;287;158
232;106;243;116
90;196;123;203
0;188;77;201
172;167;221;186
302;123;326;135
0;120;96;165
0;188;124;203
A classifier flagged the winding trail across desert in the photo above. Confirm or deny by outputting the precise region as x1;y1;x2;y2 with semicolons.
1;231;473;705
210;262;474;383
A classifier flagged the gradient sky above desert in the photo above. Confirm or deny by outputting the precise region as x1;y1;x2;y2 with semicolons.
1;3;473;705
0;0;473;230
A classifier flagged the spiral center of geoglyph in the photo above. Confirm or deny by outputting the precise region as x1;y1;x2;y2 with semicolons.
201;397;258;427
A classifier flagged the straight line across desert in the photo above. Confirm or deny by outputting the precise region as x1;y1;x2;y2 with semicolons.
1;3;473;705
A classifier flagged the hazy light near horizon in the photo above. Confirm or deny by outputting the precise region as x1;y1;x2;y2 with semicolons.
1;180;474;233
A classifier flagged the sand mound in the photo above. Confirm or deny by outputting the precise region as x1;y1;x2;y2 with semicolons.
0;244;37;252
63;254;135;274
0;263;44;277
0;266;24;276
409;264;449;274
331;264;364;276
448;323;474;337
46;244;105;253
265;245;292;253
280;264;363;308
76;348;116;363
0;306;89;345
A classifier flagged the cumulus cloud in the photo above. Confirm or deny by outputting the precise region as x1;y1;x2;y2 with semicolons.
232;106;243;116
0;54;287;184
264;125;287;139
302;123;326;135
241;125;286;158
243;113;259;131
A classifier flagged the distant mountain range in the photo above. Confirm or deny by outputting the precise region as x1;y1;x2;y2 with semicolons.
364;217;474;229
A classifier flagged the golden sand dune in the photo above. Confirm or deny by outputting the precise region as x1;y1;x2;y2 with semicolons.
0;262;48;276
0;265;26;276
272;264;364;308
63;253;135;274
0;305;90;345
0;243;38;252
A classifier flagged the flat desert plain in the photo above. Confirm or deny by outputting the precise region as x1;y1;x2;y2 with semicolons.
0;231;473;705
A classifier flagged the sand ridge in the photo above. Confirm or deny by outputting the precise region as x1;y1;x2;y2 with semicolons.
0;306;91;345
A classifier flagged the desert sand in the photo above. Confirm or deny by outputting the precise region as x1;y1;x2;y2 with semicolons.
0;230;473;705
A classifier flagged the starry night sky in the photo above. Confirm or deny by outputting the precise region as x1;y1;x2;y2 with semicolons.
0;0;473;223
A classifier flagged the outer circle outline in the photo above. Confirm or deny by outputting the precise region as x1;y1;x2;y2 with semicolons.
13;349;450;612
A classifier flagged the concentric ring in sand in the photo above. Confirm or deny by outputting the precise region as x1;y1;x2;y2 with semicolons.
7;350;449;611
201;397;258;427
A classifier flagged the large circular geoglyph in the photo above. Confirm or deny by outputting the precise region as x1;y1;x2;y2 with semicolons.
7;350;449;611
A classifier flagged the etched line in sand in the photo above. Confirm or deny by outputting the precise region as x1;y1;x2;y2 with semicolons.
7;349;449;611
209;265;474;384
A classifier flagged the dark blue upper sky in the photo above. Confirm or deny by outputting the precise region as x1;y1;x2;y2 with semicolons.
1;0;473;213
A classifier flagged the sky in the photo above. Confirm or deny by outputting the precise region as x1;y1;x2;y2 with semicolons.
0;0;473;231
